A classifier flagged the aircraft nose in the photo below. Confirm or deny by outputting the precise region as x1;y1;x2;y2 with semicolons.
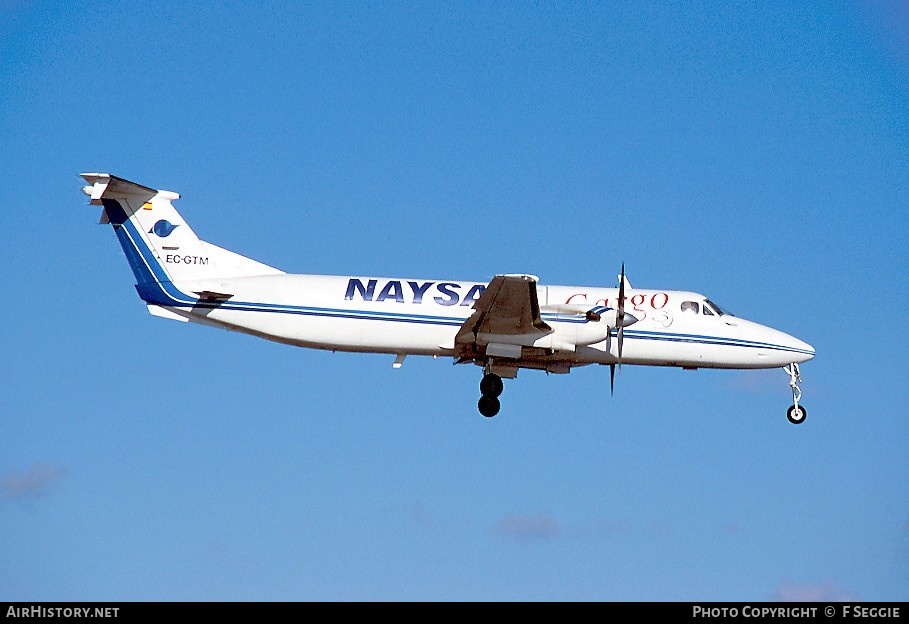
787;334;815;363
736;317;815;366
766;327;815;364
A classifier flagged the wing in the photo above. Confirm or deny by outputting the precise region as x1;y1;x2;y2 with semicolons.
454;274;552;357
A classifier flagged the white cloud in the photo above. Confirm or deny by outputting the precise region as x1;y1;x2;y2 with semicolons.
496;511;561;540
772;581;859;602
0;462;66;501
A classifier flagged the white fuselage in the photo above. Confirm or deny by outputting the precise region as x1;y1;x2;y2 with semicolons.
160;273;815;371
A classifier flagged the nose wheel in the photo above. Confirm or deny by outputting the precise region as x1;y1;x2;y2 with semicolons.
784;363;807;424
478;373;504;417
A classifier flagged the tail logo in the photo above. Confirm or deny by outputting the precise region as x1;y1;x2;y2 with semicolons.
150;220;179;237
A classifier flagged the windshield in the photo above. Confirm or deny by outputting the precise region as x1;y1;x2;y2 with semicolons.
703;299;732;316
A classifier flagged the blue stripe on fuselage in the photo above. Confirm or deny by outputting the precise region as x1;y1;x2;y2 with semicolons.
612;328;814;355
175;299;808;355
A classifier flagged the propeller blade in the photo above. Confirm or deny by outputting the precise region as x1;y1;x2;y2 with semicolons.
608;263;626;399
617;262;626;366
617;325;624;364
617;263;625;318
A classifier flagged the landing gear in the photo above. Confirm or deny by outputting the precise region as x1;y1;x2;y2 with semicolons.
784;363;806;425
787;404;807;425
478;373;503;417
478;395;500;417
480;373;504;398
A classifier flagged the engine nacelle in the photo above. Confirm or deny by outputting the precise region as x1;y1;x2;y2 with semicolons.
476;307;639;356
533;317;609;352
531;306;639;353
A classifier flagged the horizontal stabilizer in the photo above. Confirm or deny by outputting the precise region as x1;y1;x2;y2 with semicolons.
80;173;170;205
147;304;189;322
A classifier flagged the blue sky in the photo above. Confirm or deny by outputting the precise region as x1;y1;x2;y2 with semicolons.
1;1;906;601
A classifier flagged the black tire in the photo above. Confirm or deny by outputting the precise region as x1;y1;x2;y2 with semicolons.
787;404;807;425
480;373;504;398
478;395;500;418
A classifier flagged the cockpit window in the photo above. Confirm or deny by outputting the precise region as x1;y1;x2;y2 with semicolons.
681;301;699;314
704;299;731;316
702;304;715;316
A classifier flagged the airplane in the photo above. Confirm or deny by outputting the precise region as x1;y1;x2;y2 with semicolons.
79;173;815;424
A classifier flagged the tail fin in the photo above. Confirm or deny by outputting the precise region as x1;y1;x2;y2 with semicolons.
81;173;283;307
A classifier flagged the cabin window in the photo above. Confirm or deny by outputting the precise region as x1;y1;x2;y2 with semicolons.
681;301;699;314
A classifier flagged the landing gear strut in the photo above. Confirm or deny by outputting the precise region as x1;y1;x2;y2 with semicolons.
478;372;503;417
784;363;806;425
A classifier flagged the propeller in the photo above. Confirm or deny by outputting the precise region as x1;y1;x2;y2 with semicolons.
610;263;627;396
617;262;626;365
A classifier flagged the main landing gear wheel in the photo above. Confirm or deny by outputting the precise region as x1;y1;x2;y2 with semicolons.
787;404;807;425
477;372;504;417
478;395;501;418
480;373;504;398
783;363;807;425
